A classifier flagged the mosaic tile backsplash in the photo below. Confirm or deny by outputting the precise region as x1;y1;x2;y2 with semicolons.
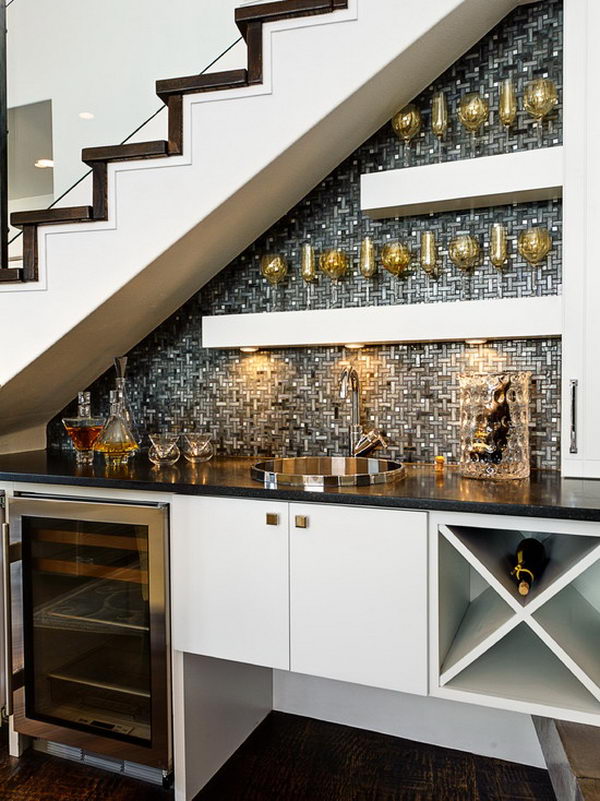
48;0;563;470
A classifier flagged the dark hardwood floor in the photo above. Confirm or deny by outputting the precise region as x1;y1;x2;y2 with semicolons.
196;713;556;801
0;713;556;801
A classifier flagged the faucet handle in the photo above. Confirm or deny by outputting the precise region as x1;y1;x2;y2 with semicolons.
353;429;388;457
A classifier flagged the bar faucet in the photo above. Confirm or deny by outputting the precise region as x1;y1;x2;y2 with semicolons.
339;365;388;457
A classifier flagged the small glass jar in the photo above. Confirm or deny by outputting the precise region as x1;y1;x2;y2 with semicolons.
182;433;214;464
148;433;180;467
459;371;531;480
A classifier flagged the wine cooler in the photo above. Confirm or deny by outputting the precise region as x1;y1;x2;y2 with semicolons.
3;493;171;775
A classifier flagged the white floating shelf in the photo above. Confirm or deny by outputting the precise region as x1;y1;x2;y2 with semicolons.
202;295;562;349
361;146;563;219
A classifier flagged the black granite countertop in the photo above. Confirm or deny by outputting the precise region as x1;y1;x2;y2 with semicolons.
0;450;599;522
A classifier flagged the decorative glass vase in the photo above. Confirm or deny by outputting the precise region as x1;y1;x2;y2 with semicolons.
459;371;531;480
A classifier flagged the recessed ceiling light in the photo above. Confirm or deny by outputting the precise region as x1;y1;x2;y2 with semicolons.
465;338;488;346
345;343;364;350
34;158;54;169
79;111;95;120
240;346;259;353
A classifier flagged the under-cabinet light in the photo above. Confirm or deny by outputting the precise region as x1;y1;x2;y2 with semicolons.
34;159;54;169
240;346;259;353
465;338;488;345
345;343;364;350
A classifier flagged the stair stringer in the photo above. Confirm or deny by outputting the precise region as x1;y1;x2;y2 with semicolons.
0;0;519;452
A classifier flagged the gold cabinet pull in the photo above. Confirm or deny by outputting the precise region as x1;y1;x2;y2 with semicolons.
295;515;308;529
266;513;279;526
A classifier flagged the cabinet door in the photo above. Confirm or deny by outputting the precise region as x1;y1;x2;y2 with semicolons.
171;496;289;670
290;504;428;694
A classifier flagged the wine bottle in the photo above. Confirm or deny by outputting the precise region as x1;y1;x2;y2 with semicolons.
511;538;546;597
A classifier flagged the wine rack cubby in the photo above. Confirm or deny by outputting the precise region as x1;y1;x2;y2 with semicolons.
431;515;600;726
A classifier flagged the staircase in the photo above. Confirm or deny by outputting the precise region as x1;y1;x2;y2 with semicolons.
0;0;520;453
534;717;600;801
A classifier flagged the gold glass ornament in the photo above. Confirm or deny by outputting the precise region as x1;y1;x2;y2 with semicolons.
320;249;349;304
431;91;448;161
420;231;439;277
359;237;377;303
458;93;489;156
489;224;509;270
499;77;517;151
517;227;552;266
381;241;411;301
448;235;481;272
524;78;558;145
300;243;317;309
260;253;288;286
381;242;411;277
260;253;288;311
300;243;317;283
392;104;422;166
359;237;377;279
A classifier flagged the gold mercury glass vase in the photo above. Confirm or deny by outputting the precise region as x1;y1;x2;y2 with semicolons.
300;244;317;309
499;77;517;152
490;224;509;270
359;237;377;304
457;93;489;157
459;371;531;480
420;231;439;276
431;91;448;161
448;235;481;272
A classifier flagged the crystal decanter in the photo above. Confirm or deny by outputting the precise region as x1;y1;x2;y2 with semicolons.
94;387;139;466
62;392;105;465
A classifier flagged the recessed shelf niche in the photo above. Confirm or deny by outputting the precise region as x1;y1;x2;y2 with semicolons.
434;522;600;726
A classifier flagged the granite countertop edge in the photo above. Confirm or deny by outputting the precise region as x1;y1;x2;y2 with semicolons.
0;452;599;523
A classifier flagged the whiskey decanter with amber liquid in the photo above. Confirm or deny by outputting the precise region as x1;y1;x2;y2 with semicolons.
62;392;105;465
94;388;139;466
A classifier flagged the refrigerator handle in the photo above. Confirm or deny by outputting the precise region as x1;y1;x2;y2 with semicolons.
2;521;12;719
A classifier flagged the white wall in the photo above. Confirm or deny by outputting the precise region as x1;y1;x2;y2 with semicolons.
273;671;546;768
7;0;246;201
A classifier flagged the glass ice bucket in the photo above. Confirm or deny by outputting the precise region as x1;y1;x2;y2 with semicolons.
459;371;531;480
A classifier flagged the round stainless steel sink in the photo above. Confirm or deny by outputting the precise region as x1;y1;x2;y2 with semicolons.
251;456;406;488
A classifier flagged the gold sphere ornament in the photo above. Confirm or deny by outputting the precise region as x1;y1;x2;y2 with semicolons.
517;227;552;266
457;93;490;133
523;78;558;122
392;104;422;167
392;104;422;143
448;235;481;272
381;242;411;277
524;78;558;146
260;253;288;286
319;249;349;282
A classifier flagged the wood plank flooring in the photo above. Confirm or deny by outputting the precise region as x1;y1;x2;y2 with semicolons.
0;712;556;801
196;713;556;801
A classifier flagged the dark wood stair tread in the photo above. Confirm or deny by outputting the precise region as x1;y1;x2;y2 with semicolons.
10;206;94;228
534;717;600;801
83;140;169;164
0;267;23;282
156;69;248;102
235;0;345;37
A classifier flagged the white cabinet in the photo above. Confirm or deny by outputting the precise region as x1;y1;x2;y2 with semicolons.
289;504;428;694
562;0;600;478
171;496;290;670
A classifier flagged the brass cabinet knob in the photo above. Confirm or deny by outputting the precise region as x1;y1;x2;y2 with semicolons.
295;515;308;529
266;513;279;526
